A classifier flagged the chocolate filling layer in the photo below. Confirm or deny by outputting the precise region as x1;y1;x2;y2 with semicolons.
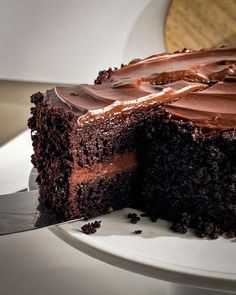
69;151;138;186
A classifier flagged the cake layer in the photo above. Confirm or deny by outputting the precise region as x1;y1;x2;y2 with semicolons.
74;171;136;219
36;170;136;221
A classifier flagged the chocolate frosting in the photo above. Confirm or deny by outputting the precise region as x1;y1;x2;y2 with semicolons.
46;47;236;131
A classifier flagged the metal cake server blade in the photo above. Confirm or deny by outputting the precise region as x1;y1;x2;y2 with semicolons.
0;190;44;235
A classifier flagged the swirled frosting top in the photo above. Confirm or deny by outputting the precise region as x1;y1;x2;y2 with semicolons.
45;47;236;131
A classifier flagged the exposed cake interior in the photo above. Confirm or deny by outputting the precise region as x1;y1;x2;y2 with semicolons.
28;47;236;237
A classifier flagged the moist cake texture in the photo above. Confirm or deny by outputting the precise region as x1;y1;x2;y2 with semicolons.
28;47;236;238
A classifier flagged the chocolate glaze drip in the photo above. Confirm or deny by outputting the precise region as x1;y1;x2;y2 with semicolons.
47;47;236;131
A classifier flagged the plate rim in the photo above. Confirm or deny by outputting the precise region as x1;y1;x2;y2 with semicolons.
50;220;236;292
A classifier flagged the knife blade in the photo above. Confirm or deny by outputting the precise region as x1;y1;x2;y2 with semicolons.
0;190;53;235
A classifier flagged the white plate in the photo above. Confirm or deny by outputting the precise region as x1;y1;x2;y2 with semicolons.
51;208;236;292
28;167;38;191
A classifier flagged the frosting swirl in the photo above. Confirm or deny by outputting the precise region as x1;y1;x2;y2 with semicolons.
46;47;236;131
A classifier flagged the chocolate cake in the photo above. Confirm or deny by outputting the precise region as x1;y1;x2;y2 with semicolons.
28;47;236;238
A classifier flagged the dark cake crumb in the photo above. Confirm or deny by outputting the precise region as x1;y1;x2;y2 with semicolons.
226;231;235;239
141;213;148;217
209;232;219;240
169;213;191;234
204;222;214;236
30;92;44;104
194;220;224;239
195;230;206;238
81;220;102;235
131;218;140;224
150;216;158;222
127;212;140;224
81;223;96;234
170;222;188;234
127;213;137;219
92;220;101;229
128;58;141;65
70;92;78;96
94;68;113;84
133;230;142;234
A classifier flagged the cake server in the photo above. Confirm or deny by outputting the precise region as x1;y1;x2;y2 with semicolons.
0;190;46;235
